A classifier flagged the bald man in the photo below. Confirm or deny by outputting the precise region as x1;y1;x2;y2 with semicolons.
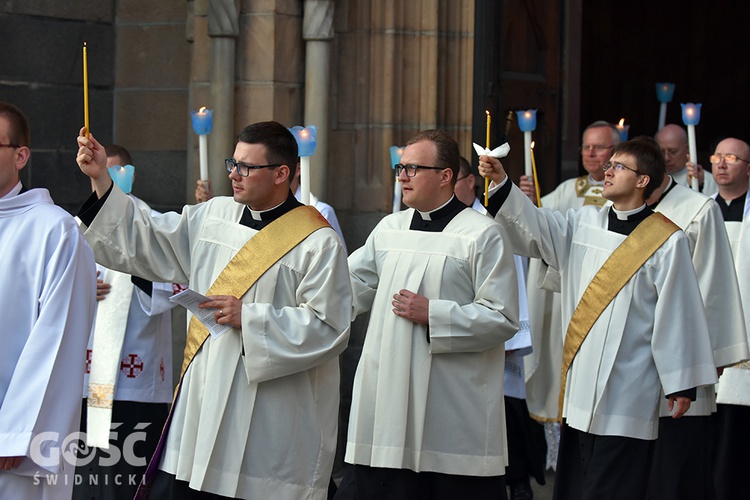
707;137;750;500
655;124;718;195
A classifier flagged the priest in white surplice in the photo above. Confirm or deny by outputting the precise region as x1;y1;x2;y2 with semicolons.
480;137;718;500
0;102;97;500
345;130;519;499
644;168;748;499
76;121;351;499
697;137;750;500
520;121;618;471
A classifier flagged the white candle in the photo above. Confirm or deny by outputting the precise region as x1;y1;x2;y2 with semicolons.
199;134;208;182
523;131;532;178
687;124;699;191
393;178;402;213
300;156;311;205
658;103;667;131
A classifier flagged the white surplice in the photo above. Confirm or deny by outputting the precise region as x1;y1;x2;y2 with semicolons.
524;176;605;421
651;182;749;417
0;186;96;499
81;187;351;499
345;206;520;476
716;192;750;406
494;182;718;440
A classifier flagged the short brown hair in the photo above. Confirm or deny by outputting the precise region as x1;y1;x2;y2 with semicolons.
0;102;30;147
406;129;459;184
611;136;665;199
105;144;133;165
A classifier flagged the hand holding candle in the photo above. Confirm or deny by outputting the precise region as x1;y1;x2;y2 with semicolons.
681;103;702;191
191;107;214;182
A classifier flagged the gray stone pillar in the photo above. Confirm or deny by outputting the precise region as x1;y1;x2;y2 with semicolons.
303;0;334;200
208;0;238;196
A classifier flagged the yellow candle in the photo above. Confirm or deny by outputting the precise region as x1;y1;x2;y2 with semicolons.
484;110;491;206
83;42;90;137
531;141;542;208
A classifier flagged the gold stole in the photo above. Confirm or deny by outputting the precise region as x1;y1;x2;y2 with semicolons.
136;205;329;500
181;205;329;377
557;212;679;418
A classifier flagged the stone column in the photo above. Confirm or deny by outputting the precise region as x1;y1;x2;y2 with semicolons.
303;0;334;200
208;0;238;196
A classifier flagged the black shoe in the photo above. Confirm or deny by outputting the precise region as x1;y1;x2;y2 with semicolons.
509;480;534;500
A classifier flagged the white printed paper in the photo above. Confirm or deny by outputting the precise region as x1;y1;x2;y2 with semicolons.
169;288;233;339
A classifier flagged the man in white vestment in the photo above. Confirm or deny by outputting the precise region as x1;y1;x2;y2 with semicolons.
0;102;97;499
480;137;718;500
692;137;750;500
521;121;618;470
75;121;351;499
455;157;545;500
73;145;178;499
344;130;520;499
655;124;718;195
640;164;749;500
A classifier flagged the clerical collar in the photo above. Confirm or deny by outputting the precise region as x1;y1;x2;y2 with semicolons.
612;203;647;220
607;203;652;236
240;191;302;229
717;190;747;222
1;181;22;200
416;196;455;221
648;176;676;209
409;195;467;232
589;176;604;185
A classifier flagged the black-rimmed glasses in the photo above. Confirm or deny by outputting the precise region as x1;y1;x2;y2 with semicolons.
225;158;281;177
710;154;750;165
603;161;640;174
0;144;20;149
395;163;447;178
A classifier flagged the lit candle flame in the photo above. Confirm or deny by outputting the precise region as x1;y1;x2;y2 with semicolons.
531;140;536;149
300;129;309;139
618;118;625;127
525;111;532;119
687;108;694;116
198;106;207;114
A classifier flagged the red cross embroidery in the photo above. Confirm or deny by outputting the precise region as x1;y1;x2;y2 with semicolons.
172;283;188;295
120;354;144;378
86;349;92;374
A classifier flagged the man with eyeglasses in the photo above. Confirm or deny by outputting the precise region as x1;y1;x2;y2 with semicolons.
695;137;750;500
628;140;748;500
344;130;520;499
76;121;351;499
0;102;96;499
479;137;717;499
655;124;718;195
519;120;620;473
